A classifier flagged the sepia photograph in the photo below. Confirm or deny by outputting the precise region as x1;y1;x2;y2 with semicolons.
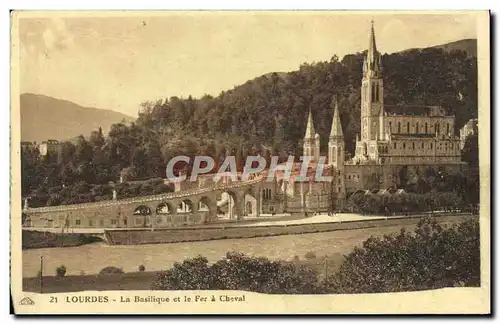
10;10;490;315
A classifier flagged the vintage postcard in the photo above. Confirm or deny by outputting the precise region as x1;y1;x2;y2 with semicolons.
10;10;490;315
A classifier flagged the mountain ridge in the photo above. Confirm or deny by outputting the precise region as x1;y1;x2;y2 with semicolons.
20;93;135;143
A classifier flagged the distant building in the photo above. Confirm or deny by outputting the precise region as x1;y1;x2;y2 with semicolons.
39;139;60;156
460;118;478;149
20;141;34;150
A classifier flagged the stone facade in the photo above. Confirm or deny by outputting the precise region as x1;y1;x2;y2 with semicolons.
277;22;465;211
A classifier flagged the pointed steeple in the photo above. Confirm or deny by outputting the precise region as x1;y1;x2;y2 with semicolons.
330;97;343;138
365;20;382;77
368;20;377;63
304;108;316;139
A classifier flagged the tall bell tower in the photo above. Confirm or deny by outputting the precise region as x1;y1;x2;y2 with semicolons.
361;21;384;142
328;97;344;170
328;96;346;205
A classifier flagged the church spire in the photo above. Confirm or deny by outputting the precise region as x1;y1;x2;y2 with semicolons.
364;20;382;77
330;97;343;138
304;108;316;139
368;20;377;63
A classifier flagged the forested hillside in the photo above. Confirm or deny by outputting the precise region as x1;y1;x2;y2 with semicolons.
21;43;478;207
133;46;476;160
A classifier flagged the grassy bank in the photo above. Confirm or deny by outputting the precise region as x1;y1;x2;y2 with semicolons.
107;214;475;245
22;230;103;250
23;254;345;293
23;271;158;293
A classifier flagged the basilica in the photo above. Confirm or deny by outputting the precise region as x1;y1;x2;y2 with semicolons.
298;22;464;210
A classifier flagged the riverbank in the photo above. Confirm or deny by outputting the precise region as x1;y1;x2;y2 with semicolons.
106;213;474;245
22;230;103;250
22;214;474;278
23;254;345;293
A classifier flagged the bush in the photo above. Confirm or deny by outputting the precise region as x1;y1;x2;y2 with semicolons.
56;265;67;277
304;251;316;260
151;252;323;294
138;264;146;272
99;266;125;275
151;256;214;290
327;218;480;293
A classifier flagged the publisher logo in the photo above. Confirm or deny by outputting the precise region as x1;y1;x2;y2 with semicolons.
19;297;35;306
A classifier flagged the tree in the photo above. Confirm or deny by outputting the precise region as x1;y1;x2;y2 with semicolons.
145;140;164;178
74;135;93;164
462;132;479;167
131;147;148;179
89;127;105;148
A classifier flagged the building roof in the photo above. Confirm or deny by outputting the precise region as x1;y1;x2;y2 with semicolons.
384;105;448;117
41;139;60;145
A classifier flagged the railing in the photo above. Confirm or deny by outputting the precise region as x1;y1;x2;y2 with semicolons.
26;175;267;213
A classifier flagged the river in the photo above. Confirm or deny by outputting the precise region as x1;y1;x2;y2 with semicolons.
22;224;417;277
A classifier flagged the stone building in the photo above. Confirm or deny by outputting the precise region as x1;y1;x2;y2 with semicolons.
38;139;60;156
278;22;465;211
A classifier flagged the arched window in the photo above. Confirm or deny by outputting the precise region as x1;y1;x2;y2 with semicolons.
407;122;410;133
412;142;415;150
436;123;440;134
393;142;397;149
447;123;450;135
403;142;406;149
372;84;376;102
389;122;392;132
430;143;433;149
421;142;424;149
425;122;428;133
398;122;401;133
416;122;419;133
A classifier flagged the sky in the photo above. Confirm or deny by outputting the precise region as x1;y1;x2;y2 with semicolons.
16;11;478;117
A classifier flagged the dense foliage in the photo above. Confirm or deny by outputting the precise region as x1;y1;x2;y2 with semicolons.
151;252;322;294
347;190;464;214
151;218;480;294
21;46;478;206
327;218;480;293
